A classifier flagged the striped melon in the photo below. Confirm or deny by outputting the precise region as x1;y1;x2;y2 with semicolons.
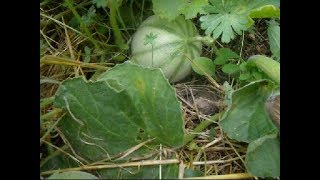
130;15;202;83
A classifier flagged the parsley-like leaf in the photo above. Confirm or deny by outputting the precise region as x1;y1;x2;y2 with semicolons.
200;0;279;43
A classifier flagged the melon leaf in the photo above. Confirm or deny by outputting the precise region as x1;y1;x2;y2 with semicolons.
245;133;280;178
54;62;185;163
220;80;278;143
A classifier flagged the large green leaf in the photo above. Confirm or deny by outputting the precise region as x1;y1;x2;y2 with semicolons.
54;78;142;161
54;62;185;163
98;62;185;147
220;80;278;143
48;171;98;179
245;134;280;178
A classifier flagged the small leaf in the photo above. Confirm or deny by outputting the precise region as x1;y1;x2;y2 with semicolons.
48;171;98;179
214;48;240;65
191;57;215;76
220;80;278;142
239;73;250;80
245;134;280;178
222;64;240;74
267;20;280;61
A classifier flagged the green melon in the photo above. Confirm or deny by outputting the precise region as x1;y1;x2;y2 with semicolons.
130;15;202;83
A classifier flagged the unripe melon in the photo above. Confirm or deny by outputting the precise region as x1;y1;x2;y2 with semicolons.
130;15;202;83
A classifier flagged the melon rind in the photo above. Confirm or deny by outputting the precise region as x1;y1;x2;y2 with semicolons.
131;15;202;83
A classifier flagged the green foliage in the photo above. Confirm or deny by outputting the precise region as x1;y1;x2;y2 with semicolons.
179;0;208;19
98;62;185;147
40;39;48;56
191;57;215;76
213;48;245;79
245;134;280;178
54;63;185;161
208;128;216;141
81;6;97;26
267;20;280;61
48;171;98;179
41;0;280;178
220;79;280;178
83;46;91;63
92;0;108;8
222;63;240;74
220;80;278;143
99;164;179;179
247;55;280;84
213;49;278;83
214;48;240;65
249;5;280;18
184;169;204;177
152;0;185;21
200;0;280;43
152;0;208;21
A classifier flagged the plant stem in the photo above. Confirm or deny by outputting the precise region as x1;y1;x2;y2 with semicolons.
41;155;244;176
40;55;111;70
41;159;180;175
184;55;222;91
40;97;55;109
40;113;65;144
183;112;223;146
109;0;128;49
40;145;68;167
40;108;63;121
152;44;154;67
140;0;145;23
184;173;254;179
64;0;100;50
